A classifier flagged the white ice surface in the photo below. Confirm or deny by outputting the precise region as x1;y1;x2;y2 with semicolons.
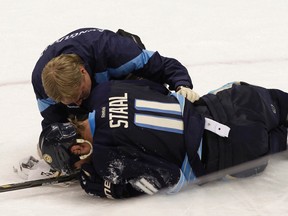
0;0;288;215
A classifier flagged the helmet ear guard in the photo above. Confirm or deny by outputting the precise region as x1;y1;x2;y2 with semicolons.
38;122;81;174
76;139;93;160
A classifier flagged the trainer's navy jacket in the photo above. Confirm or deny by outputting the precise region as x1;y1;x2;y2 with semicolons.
31;28;192;128
82;80;288;198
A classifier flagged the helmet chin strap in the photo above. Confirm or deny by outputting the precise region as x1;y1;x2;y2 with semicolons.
76;139;93;160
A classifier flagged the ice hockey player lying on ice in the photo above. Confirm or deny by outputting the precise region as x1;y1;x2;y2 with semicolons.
38;79;288;199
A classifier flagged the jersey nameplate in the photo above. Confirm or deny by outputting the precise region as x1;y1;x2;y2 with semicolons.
109;93;129;128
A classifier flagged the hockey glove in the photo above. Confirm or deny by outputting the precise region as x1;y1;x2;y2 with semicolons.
176;86;200;103
80;163;142;199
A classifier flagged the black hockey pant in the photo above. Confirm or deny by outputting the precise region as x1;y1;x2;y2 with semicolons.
201;82;288;176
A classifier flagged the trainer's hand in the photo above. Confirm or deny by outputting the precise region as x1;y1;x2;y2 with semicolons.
176;86;200;103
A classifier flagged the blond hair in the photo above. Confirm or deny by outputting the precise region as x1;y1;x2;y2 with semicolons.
42;54;84;102
68;115;92;143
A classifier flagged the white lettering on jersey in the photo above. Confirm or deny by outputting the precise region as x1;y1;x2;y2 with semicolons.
55;28;103;43
109;93;129;128
104;180;114;199
41;28;104;56
101;107;106;118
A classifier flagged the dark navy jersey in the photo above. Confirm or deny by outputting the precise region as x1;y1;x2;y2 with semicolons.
31;28;192;128
82;80;288;198
84;80;205;196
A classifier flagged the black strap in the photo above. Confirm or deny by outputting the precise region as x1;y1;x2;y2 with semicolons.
201;94;232;172
116;29;146;49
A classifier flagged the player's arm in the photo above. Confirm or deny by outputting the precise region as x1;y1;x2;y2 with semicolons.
118;153;184;196
80;163;143;199
80;147;184;198
80;161;183;199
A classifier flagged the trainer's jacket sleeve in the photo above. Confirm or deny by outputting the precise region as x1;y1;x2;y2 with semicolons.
90;29;192;90
92;145;182;197
135;51;192;90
